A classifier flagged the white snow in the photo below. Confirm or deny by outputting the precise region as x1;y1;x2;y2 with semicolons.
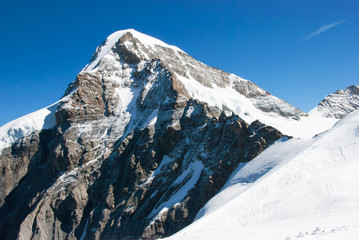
147;160;204;227
185;106;195;118
164;110;359;240
0;102;58;154
144;155;173;185
176;74;337;138
141;108;159;130
83;29;184;71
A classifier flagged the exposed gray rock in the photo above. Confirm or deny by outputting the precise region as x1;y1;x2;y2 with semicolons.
313;85;359;119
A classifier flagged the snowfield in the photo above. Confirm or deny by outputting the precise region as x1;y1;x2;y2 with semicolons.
164;110;359;240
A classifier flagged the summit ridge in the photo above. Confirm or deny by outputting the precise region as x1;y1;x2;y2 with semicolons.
83;29;184;71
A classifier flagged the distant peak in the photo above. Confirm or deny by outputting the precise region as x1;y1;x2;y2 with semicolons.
344;85;359;94
332;85;359;96
310;85;359;119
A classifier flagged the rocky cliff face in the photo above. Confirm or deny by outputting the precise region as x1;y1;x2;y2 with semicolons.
310;85;359;119
0;29;309;240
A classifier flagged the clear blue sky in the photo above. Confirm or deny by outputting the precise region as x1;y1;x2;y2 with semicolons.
1;0;358;126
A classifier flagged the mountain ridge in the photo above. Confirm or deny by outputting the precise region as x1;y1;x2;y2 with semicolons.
310;85;359;119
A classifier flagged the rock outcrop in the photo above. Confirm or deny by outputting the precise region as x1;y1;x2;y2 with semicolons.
310;85;359;119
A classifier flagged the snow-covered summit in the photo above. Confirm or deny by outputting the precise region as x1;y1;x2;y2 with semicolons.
80;29;332;138
83;29;184;71
310;85;359;119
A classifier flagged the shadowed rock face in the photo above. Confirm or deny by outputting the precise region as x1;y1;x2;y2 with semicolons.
0;30;285;240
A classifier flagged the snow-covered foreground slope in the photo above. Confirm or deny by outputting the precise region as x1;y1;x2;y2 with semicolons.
164;110;359;240
0;103;57;154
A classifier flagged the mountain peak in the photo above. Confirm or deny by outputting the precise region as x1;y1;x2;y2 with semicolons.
61;30;320;138
108;29;182;51
339;85;359;95
83;29;184;71
310;85;359;119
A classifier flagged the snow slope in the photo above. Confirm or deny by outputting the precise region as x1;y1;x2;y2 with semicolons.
164;110;359;240
0;103;58;154
177;75;337;138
